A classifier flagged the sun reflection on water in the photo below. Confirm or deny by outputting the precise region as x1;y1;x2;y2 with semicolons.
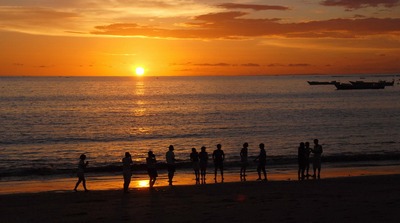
137;180;149;188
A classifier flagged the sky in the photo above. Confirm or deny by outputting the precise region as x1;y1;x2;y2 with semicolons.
1;0;400;76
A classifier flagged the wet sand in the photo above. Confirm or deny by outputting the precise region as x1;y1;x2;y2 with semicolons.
1;174;399;222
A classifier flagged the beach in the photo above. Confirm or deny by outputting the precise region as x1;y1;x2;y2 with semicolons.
0;76;399;222
1;174;399;223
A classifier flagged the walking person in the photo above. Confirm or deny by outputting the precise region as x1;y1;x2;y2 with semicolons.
254;143;267;181
311;139;323;179
122;152;133;193
190;148;200;183
146;151;158;188
166;145;176;186
198;146;208;184
240;142;249;181
212;144;225;182
74;154;89;192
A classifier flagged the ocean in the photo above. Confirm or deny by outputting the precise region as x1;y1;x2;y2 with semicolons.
0;75;399;180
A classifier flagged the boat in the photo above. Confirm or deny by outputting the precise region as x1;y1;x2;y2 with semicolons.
350;80;394;86
335;82;385;90
307;81;338;85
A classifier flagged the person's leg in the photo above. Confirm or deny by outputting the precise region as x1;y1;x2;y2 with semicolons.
168;171;173;185
82;178;88;191
74;179;82;191
263;167;267;180
257;166;261;180
220;165;224;181
298;167;301;180
318;167;321;179
313;165;316;179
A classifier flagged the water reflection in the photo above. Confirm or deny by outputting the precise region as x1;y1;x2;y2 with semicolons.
132;80;150;134
136;180;149;188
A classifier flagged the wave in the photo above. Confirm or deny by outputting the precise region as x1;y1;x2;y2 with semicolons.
1;153;399;179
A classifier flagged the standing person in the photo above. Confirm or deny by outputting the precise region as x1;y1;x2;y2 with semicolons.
311;139;323;179
146;151;158;188
166;145;176;186
74;154;89;192
254;143;267;181
297;142;306;180
122;152;133;193
304;142;311;179
240;142;249;181
190;148;200;183
198;146;208;184
212;144;225;182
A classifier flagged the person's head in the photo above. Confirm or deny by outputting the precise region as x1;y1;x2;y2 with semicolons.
217;144;222;149
259;143;265;150
314;139;319;145
79;154;86;160
168;145;174;151
201;146;206;152
125;152;131;158
305;142;310;147
300;142;305;148
243;142;248;148
148;150;154;157
192;147;196;153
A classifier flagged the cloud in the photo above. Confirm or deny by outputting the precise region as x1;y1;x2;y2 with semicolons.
241;63;260;67
268;63;312;67
0;6;79;20
288;63;311;67
320;0;400;10
217;3;290;11
193;63;231;66
92;11;400;39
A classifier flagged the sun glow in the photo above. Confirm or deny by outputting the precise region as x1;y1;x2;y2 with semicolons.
137;180;149;188
135;67;145;76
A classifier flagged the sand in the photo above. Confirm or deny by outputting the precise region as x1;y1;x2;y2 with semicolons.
1;174;399;223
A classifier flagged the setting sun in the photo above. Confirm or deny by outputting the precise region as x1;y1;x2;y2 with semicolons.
135;67;145;76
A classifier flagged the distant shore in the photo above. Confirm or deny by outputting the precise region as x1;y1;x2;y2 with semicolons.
1;174;399;222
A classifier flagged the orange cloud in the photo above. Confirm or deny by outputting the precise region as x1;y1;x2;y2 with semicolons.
217;3;290;11
92;12;400;39
320;0;400;9
0;7;79;20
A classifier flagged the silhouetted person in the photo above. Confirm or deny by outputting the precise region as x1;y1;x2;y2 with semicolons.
212;144;225;182
199;146;208;184
166;145;176;186
190;148;200;183
297;142;306;180
122;152;133;193
240;142;249;181
146;151;157;188
254;143;267;181
304;142;311;179
311;139;323;179
74;154;89;192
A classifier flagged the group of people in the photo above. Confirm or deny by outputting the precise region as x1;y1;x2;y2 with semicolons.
297;139;323;180
73;139;322;192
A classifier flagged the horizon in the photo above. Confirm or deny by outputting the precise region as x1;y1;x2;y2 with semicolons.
1;0;400;76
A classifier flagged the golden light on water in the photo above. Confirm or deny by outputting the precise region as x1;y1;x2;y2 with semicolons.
137;180;149;188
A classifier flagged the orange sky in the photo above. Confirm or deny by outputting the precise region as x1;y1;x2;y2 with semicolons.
1;0;400;76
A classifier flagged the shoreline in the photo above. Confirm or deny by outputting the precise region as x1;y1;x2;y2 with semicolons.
1;162;399;195
1;174;399;222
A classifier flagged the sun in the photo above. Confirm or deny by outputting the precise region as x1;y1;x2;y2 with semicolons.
135;67;145;76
